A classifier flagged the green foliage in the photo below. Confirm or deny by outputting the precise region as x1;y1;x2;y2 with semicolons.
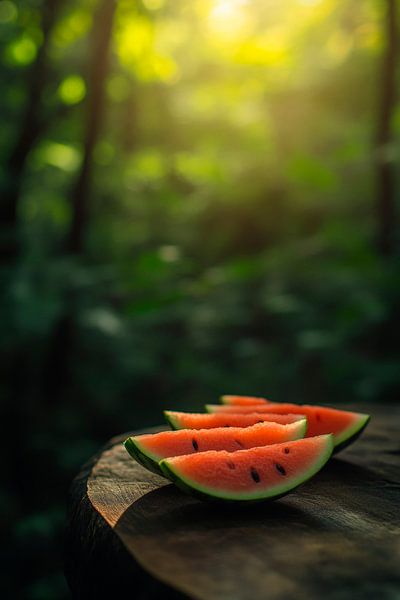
1;0;399;596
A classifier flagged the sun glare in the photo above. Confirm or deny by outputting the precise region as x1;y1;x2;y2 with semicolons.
297;0;322;6
208;0;248;36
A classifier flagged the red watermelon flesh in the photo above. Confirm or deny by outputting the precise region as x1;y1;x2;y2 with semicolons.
164;410;305;430
160;434;333;502
221;395;270;406
206;403;370;451
124;420;307;476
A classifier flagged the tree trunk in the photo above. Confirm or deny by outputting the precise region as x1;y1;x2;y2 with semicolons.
67;0;117;254
376;0;398;256
0;0;63;263
42;0;117;405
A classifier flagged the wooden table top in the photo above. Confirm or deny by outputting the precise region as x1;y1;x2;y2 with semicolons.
66;404;400;599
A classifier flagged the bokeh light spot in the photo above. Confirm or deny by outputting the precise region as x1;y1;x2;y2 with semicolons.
5;35;36;66
35;141;81;172
58;75;86;105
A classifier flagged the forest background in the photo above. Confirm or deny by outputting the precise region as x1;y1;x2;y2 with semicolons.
1;0;399;597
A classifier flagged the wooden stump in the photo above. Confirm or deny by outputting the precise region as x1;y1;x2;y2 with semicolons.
66;405;400;599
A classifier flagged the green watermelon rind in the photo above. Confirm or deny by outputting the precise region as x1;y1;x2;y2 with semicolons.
333;413;370;453
288;418;307;440
163;410;181;430
160;434;334;503
124;437;165;477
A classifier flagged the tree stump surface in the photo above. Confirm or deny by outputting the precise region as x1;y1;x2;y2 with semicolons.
66;404;400;599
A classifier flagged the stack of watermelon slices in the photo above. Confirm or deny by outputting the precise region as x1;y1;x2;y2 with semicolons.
124;396;370;503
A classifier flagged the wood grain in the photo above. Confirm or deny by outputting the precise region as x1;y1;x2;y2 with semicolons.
66;405;400;599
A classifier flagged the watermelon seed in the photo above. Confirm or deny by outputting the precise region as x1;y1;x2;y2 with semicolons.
316;413;321;422
284;448;290;454
250;467;260;483
227;461;236;470
235;439;244;448
192;439;199;451
275;463;286;476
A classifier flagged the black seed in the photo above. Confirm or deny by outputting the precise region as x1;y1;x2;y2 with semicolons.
316;413;321;422
284;447;290;454
250;467;260;483
227;461;236;470
192;439;199;451
235;439;244;448
257;420;264;424
275;463;286;476
224;424;231;427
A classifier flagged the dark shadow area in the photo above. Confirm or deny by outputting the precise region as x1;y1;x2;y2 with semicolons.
65;471;187;599
115;454;400;539
116;482;316;536
109;454;400;599
2;0;400;597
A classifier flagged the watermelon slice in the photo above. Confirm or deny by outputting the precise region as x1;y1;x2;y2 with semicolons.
160;434;333;502
206;403;370;452
164;410;306;430
124;420;307;476
220;395;270;406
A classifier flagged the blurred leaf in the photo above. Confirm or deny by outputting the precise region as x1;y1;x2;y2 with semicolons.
4;33;37;65
57;74;86;105
33;141;81;172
